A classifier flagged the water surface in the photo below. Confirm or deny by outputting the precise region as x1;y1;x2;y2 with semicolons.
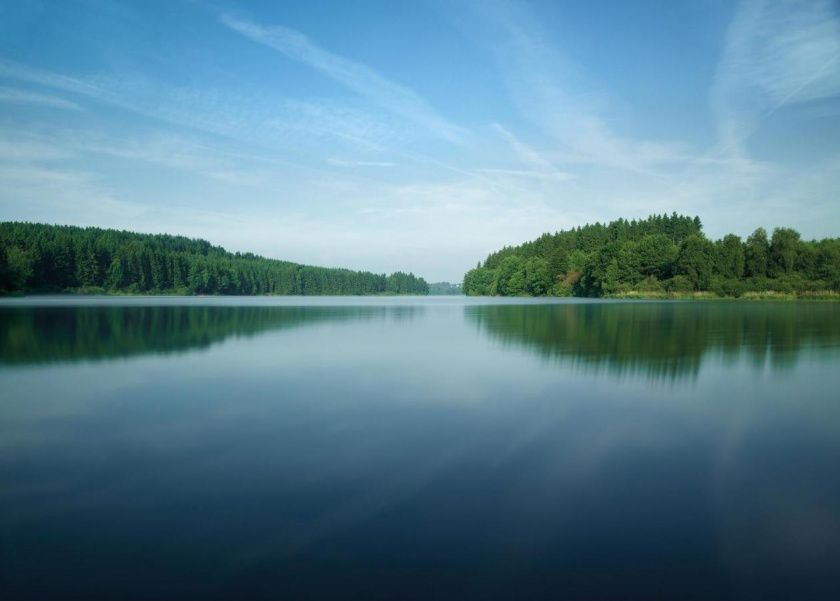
1;297;839;600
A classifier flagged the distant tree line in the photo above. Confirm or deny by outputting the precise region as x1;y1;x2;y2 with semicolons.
463;213;840;297
0;222;429;296
428;282;463;295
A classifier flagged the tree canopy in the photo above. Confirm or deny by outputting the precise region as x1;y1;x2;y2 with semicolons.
463;213;839;298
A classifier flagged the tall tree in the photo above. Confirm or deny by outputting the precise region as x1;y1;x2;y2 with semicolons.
745;228;770;278
769;227;800;276
676;235;716;290
715;234;745;279
637;234;678;280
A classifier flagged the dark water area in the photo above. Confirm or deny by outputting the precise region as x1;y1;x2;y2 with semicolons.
1;297;839;600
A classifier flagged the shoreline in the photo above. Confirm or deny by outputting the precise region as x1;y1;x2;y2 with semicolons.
3;290;838;301
604;290;839;301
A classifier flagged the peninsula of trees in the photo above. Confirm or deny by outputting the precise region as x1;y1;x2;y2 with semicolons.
462;214;839;298
0;222;429;296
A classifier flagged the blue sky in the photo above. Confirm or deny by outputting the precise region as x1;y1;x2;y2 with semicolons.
1;0;839;281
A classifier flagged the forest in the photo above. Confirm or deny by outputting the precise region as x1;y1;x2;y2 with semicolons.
0;222;429;296
462;214;840;298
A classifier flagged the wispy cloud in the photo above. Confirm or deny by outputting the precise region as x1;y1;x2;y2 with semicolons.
475;168;571;182
466;4;689;176
0;133;76;161
490;122;571;181
2;2;838;281
0;58;411;171
219;13;467;145
712;0;840;156
264;99;408;151
0;59;120;104
452;0;840;241
0;162;148;222
328;158;396;168
0;86;82;111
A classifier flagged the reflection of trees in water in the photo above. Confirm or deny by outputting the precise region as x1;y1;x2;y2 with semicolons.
0;305;424;365
467;302;840;381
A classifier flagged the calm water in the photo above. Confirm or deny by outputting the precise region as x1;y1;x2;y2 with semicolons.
1;297;839;600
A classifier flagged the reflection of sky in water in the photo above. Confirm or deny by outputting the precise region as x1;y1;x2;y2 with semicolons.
1;298;839;599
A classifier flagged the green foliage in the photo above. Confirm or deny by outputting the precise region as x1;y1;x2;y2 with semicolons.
549;279;574;297
769;227;800;277
711;277;745;298
0;246;32;293
715;234;745;279
523;257;552;296
815;240;840;289
745;228;770;277
580;242;629;296
676;234;716;290
664;275;695;293
462;266;496;296
0;222;429;296
494;255;527;296
636;276;664;292
462;214;839;298
637;233;677;279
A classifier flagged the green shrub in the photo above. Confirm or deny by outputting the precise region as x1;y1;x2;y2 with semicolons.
664;275;694;293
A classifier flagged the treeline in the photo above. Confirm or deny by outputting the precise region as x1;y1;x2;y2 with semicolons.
463;213;840;297
0;222;429;296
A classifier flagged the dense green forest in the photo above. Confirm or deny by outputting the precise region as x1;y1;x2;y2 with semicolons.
463;213;840;298
0;222;428;296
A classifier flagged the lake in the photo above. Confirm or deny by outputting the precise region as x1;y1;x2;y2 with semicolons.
1;297;839;600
